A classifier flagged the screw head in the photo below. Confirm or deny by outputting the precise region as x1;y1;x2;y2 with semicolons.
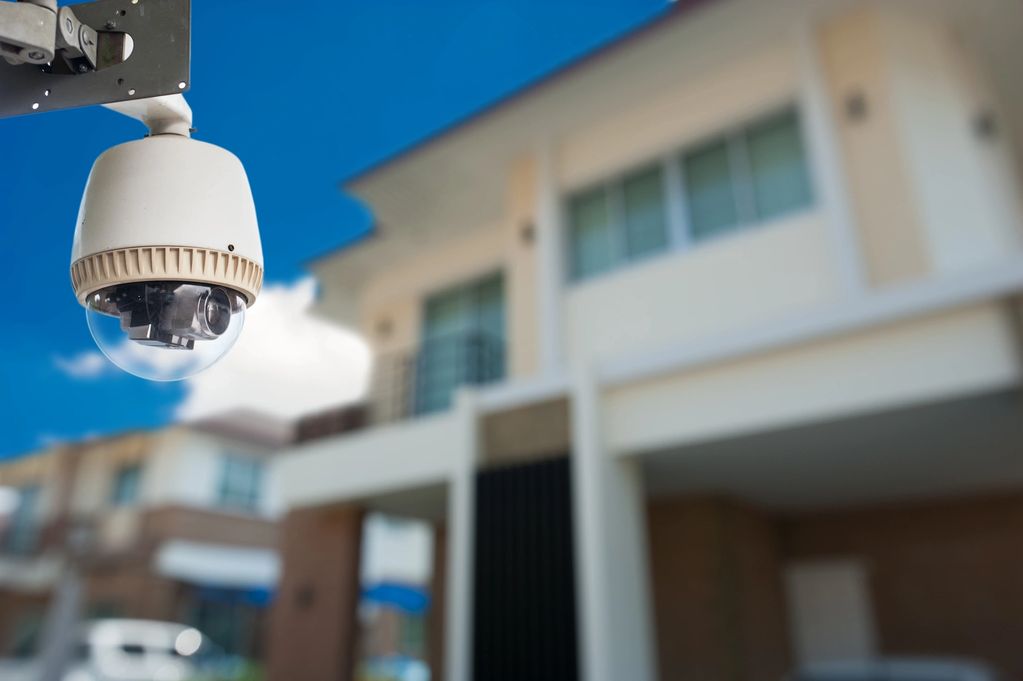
27;51;45;60
76;63;89;73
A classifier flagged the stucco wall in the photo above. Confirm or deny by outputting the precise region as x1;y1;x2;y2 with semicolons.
605;303;1021;455
357;212;538;379
564;212;840;364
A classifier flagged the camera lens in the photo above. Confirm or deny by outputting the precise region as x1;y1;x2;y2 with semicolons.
85;282;248;381
201;287;232;336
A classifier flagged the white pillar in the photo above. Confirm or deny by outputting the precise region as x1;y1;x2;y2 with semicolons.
570;368;657;681
445;390;478;681
535;141;565;373
796;21;867;297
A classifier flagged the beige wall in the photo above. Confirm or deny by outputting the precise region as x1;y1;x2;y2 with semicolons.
605;303;1021;455
69;429;277;520
556;42;799;191
882;9;1023;273
819;8;930;287
276;407;468;509
335;3;1023;395
820;7;1023;286
564;212;840;365
356;190;540;380
70;432;152;517
0;448;68;526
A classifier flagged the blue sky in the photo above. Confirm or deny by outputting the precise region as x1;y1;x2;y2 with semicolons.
0;0;668;459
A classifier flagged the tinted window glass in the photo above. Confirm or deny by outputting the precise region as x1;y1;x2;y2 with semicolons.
747;110;812;220
684;139;739;240
623;164;668;259
568;187;615;280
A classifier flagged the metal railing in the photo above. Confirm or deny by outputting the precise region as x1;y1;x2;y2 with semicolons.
370;331;505;424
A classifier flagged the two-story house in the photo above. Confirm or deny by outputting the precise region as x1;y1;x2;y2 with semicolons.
0;411;290;661
270;2;1023;681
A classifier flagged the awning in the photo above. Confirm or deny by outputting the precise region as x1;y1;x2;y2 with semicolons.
362;582;430;614
153;540;279;590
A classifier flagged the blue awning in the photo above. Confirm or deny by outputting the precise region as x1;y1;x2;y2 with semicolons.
361;582;430;614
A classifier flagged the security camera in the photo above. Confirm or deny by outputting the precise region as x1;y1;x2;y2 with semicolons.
70;95;263;381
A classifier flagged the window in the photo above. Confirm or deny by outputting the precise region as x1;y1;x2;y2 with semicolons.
568;164;669;281
217;455;263;512
3;485;40;555
568;187;614;280
684;108;812;240
746;109;812;221
566;106;813;281
110;463;141;506
417;273;506;415
683;139;740;240
623;164;669;258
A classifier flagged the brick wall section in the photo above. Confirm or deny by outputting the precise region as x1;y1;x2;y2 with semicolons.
646;497;792;681
782;492;1023;680
84;562;185;621
140;505;278;549
266;504;364;681
0;590;49;655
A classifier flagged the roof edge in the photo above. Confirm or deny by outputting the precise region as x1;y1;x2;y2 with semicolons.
337;0;717;190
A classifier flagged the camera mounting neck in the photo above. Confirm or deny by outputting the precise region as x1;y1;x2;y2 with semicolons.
105;93;192;137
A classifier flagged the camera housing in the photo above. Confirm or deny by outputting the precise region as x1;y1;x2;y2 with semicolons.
70;125;263;380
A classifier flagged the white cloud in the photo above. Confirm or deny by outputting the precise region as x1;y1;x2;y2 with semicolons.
174;277;371;421
53;351;109;379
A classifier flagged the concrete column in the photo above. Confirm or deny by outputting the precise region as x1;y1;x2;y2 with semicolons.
795;20;867;298
570;368;657;681
266;504;363;681
534;141;565;373
427;525;447;681
444;391;479;681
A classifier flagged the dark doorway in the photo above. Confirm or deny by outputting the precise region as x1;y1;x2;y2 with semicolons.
472;455;579;681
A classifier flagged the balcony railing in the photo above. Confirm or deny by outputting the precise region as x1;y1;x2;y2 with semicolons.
370;331;505;424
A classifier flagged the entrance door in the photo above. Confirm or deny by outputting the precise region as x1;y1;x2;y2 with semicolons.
472;456;579;681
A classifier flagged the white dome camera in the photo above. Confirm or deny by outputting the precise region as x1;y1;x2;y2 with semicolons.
70;95;263;381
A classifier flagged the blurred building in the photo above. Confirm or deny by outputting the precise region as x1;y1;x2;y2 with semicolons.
0;411;291;661
270;1;1023;681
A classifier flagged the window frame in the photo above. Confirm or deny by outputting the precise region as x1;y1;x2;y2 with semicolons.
109;462;142;507
216;454;264;513
563;102;814;284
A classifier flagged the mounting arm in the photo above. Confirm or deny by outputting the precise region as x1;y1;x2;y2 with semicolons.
0;0;190;119
105;93;192;137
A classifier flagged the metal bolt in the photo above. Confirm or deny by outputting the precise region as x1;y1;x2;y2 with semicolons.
27;51;45;60
76;63;89;73
105;20;117;29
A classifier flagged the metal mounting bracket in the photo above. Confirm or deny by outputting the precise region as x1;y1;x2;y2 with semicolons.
0;0;190;119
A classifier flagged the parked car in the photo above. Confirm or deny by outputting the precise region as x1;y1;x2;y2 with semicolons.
0;618;244;681
789;657;1003;681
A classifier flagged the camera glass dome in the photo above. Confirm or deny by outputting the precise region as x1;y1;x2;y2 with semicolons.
85;282;247;381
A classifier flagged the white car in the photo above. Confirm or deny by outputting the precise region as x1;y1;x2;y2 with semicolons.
789;657;1003;681
0;619;234;681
